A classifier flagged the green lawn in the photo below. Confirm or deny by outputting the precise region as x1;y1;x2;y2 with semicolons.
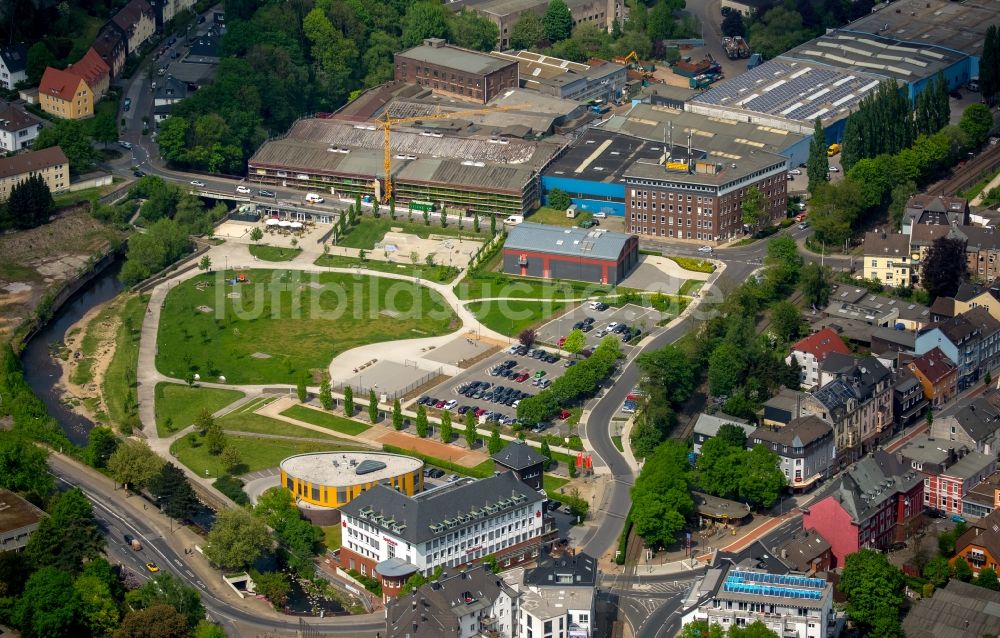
669;256;716;273
170;432;361;478
677;280;704;296
313;254;460;283
280;405;372;436
103;294;150;432
322;525;342;551
54;186;107;208
468;299;567;336
543;474;570;495
337;217;484;250
612;435;624;452
249;245;301;262
155;270;457;384
217;411;339;439
154;383;245;436
526;207;593;227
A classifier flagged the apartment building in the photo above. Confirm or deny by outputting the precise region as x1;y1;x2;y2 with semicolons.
394;39;518;104
748;416;835;491
0;147;70;201
916;307;1000;390
930;393;1000;458
112;0;156;56
900;194;968;236
862;231;913;287
0;45;27;90
907;347;958;407
506;552;597;638
39;67;94;119
899;434;997;516
893;367;929;431
786;328;851;390
953;509;1000;577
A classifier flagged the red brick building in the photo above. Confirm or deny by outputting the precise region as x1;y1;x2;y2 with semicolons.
394;38;518;104
801;450;923;567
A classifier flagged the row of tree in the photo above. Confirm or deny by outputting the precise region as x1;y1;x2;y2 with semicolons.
696;425;786;509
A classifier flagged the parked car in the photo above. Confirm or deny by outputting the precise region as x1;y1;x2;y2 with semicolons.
594;303;608;311
515;372;529;382
622;400;637;413
433;399;446;409
951;514;967;524
564;360;577;368
789;169;802;175
123;97;132;111
558;336;567;347
118;140;132;149
443;399;457;410
533;370;546;379
698;245;713;253
798;221;809;229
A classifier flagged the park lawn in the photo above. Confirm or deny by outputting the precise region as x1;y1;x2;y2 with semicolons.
280;404;371;436
468;299;567;336
678;280;703;296
322;525;342;551
154;383;245;436
170;432;361;478
313;254;461;283
249;245;301;262
669;256;716;273
338;217;483;250
526;207;593;227
543;474;569;495
103;294;150;431
155;270;457;384
216;411;339;439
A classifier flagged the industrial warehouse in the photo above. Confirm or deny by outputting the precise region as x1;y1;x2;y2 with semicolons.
503;222;639;285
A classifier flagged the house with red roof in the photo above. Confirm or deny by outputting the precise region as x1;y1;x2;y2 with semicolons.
907;347;958;407
66;48;110;100
785;328;851;390
38;67;93;120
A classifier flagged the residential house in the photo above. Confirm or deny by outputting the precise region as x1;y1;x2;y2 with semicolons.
681;564;835;638
152;75;188;123
929;295;956;322
66;48;110;100
916;309;997;390
0;101;42;152
112;0;156;57
951;278;1000;322
492;441;545;490
692;413;754;455
900;194;969;236
869;326;915;358
908;223;959;266
385;564;517;638
774;528;833;575
862;231;913;287
907;347;958;407
964;470;1000;519
506;552;597;638
963;226;1000;282
150;0;197;30
91;22;127;78
0;489;46;552
762;388;803;428
0;147;70;201
338;472;552;580
952;508;1000;577
892;367;928;431
801;450;923;566
0;45;27;90
901;580;1000;638
965;305;1000;376
800;356;893;464
786;328;851;390
39;67;94;119
822;285;931;331
930;394;1000;458
899;434;997;516
748;416;834;491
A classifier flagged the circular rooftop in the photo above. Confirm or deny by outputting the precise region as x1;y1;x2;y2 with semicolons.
280;451;422;488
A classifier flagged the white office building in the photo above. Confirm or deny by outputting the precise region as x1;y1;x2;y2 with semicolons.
505;552;597;638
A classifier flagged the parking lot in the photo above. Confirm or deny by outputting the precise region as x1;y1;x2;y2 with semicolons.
412;345;571;422
536;303;663;351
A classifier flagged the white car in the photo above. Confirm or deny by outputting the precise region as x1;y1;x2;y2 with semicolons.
118;140;132;149
607;322;619;330
593;211;607;219
789;169;802;175
304;193;325;203
443;399;457;410
829;166;840;172
236;185;251;194
190;180;205;187
698;245;713;253
588;301;601;310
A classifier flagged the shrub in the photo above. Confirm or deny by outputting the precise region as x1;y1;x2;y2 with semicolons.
213;474;249;505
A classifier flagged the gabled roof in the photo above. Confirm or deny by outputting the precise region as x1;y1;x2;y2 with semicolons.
0;44;27;74
492;440;545;471
863;230;910;257
112;0;153;35
809;450;922;523
905;194;968;215
91;22;125;61
0;101;41;133
921;312;980;347
962;305;1000;339
929;295;956;319
955;508;1000;564
523;551;596;588
949;397;1000;445
908;347;957;383
901;579;1000;638
67;48;110;90
0;146;68;180
751;416;832;449
962;225;1000;252
790;328;850;362
909;223;963;246
39;67;86;102
775;529;831;573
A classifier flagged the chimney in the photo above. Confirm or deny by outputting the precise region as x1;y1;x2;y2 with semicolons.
781;549;788;559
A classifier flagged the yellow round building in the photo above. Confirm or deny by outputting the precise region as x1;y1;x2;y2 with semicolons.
279;452;424;524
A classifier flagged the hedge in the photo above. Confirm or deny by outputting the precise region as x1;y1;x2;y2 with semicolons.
548;491;589;522
516;338;621;424
615;506;634;565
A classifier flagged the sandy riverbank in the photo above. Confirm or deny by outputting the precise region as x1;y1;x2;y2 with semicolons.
56;296;125;425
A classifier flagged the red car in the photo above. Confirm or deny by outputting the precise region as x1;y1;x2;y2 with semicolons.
558;336;567;347
515;372;530;383
434;400;446;408
558;409;571;420
474;407;486;417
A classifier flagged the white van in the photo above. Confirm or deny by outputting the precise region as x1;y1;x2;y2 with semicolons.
304;193;324;203
593;211;607;219
504;215;524;225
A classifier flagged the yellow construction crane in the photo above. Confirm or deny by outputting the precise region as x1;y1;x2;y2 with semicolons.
376;103;530;203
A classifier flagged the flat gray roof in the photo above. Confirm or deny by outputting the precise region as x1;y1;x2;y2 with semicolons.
505;222;634;261
846;0;996;58
280;452;422;488
397;42;516;76
623;148;787;187
396;157;533;193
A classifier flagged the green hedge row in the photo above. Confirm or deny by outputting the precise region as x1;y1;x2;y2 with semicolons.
615;506;634;565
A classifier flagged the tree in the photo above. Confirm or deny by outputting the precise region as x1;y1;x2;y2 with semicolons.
319;379;333;410
148;462;200;521
440;410;453;442
250;226;263;245
697;436;744;499
539;439;553;469
221;446;242;474
416;404;429;438
26;42;55;83
636;345;696;407
980;24;999;104
800;262;831;307
204;507;272;571
510;11;546;49
922;236;967;300
630;441;694;547
296;375;308;402
392;398;403;430
74;572;120;637
254;487;322;576
519;328;537;349
25;488;104;574
490;214;497;235
708;342;745;396
107;439;164;491
807;119;829;194
13;567;84;638
368;388;379;423
114;604;190;638
252;570;292;609
716;423;748;449
194;621;228;638
449;8;499;51
739;445;786;508
197;255;212;272
923;555;951;587
127;572;203;628
769;301;803;342
679;621;725;638
33;119;100;174
721;11;745;37
488;426;503;454
747;7;813;60
473;214;481;233
562;328;586;356
91;111;118;148
839;549;905;638
960;103;994;148
976;566;1000;591
729;622;780;638
546;188;571;210
740;186;765;232
344;385;354;416
401;1;451;47
0;431;54;499
953;556;974;582
465;410;477;447
543;0;573;43
204;419;226;456
3;174;54;230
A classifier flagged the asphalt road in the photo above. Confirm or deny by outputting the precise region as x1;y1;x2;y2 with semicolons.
47;454;384;638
